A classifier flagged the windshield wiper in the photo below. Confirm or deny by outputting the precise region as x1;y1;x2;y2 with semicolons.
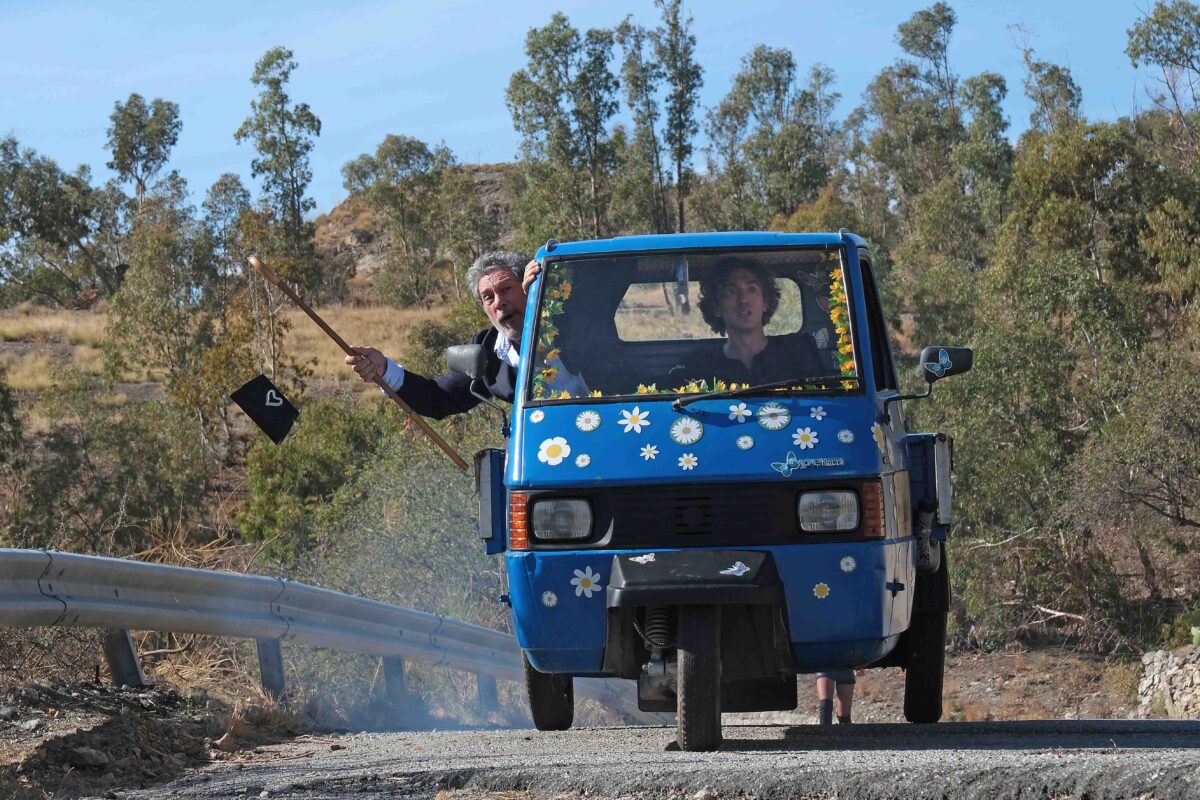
671;374;860;411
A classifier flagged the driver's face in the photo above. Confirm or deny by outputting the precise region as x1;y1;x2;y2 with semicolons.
716;267;767;334
477;270;527;341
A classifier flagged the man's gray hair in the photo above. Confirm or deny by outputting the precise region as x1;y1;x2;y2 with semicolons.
466;250;529;303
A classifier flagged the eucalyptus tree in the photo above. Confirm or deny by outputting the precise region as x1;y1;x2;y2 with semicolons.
105;93;182;208
653;0;702;232
1020;48;1083;134
699;46;834;229
343;134;459;305
506;13;620;245
1127;0;1200;157
614;17;669;233
0;137;127;306
235;47;321;260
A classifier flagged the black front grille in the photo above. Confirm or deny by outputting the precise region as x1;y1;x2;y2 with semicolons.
524;479;869;550
605;483;795;547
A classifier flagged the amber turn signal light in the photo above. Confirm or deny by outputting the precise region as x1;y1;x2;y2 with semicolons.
509;492;529;550
862;481;885;539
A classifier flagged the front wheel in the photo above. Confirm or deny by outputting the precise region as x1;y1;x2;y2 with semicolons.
905;541;949;723
524;652;574;731
676;605;722;751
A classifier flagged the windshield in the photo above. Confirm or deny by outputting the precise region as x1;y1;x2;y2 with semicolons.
526;248;858;403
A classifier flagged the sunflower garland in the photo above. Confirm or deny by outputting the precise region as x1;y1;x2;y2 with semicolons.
531;265;572;400
827;266;857;383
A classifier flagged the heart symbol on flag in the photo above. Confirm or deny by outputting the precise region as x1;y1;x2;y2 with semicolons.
265;389;283;407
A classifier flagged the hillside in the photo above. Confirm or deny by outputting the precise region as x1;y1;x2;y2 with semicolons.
313;162;520;280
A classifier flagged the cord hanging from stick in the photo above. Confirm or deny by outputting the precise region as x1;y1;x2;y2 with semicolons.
247;255;469;472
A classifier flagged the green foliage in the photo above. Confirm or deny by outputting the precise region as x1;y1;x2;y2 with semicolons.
403;294;490;377
103;176;217;391
653;0;703;231
234;47;326;297
0;137;128;306
343;135;496;306
105;93;182;207
895;2;959;112
295;410;505;627
1162;600;1200;647
698;47;835;230
507;13;620;243
238;397;392;559
2;375;213;554
613;19;670;233
0;367;23;470
6;0;1200;663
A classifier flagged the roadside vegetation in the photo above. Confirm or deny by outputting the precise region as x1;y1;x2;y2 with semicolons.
2;1;1200;715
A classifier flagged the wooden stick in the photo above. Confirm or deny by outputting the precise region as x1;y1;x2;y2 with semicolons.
247;255;469;472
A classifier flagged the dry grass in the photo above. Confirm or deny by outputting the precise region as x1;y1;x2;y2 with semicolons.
284;305;445;381
0;304;108;345
0;305;447;390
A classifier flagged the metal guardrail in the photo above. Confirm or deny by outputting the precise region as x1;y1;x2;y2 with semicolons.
0;548;663;723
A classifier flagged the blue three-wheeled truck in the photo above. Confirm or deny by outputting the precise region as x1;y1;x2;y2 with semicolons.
451;231;972;751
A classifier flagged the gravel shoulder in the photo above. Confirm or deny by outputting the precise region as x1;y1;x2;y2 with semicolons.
0;650;1151;799
122;720;1200;800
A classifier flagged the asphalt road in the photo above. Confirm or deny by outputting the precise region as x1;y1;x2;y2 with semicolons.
122;719;1200;800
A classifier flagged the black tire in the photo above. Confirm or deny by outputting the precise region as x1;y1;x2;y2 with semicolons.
676;605;722;751
524;652;574;731
904;542;948;724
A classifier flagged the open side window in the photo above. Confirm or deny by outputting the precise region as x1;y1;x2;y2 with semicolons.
858;249;898;392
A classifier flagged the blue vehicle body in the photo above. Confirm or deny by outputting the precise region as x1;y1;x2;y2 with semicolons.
469;230;960;742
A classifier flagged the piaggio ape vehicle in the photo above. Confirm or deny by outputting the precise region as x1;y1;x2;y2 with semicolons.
452;231;972;751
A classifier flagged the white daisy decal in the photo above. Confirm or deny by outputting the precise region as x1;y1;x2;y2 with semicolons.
837;429;855;444
813;582;831;600
810;405;827;420
541;590;558;607
669;416;704;445
620;406;650;434
571;567;602;598
757;403;791;431
792;427;819;449
729;402;751;423
840;556;857;573
736;435;755;451
537;437;571;466
640;444;659;461
530;409;545;423
575;453;591;468
678;453;699;470
575;410;601;432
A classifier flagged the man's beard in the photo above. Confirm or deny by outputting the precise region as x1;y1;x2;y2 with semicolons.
496;312;523;342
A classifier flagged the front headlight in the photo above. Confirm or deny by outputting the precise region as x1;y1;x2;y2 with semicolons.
531;498;593;541
797;491;859;532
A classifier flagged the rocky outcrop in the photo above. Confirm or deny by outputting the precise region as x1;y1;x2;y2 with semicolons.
313;163;517;280
1139;647;1200;718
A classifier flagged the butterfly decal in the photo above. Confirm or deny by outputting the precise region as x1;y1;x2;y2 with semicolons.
720;561;750;576
924;348;952;378
771;451;801;477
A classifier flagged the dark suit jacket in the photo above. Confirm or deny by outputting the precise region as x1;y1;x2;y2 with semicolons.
396;327;517;419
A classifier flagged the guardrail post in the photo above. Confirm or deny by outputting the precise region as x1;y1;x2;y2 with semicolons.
383;657;408;705
102;629;147;688
476;673;498;714
256;639;285;700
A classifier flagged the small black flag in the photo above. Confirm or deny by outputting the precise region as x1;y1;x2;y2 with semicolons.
230;374;299;444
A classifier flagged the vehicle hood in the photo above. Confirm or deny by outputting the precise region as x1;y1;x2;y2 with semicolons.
508;394;891;487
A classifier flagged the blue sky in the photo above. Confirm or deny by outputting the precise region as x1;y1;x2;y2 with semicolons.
2;0;1153;214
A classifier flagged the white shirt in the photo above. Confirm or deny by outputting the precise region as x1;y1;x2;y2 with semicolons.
381;330;586;396
380;330;519;391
